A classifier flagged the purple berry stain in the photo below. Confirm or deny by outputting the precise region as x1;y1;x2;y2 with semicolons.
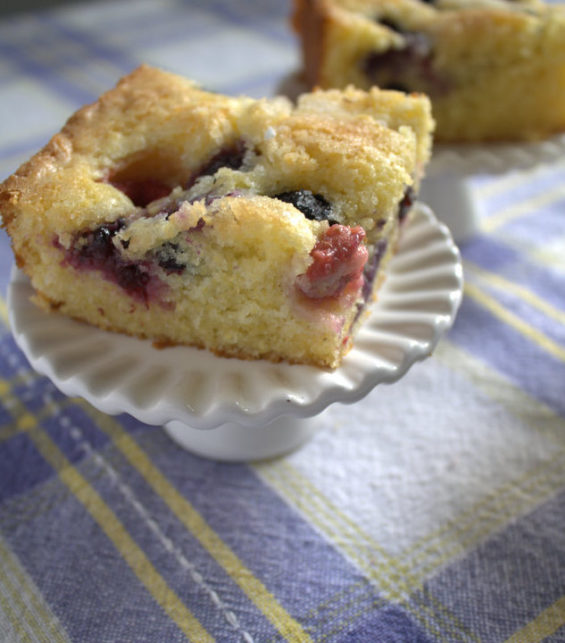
362;19;450;96
65;219;159;305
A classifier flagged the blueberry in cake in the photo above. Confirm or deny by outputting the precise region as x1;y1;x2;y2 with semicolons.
1;65;433;368
292;0;565;142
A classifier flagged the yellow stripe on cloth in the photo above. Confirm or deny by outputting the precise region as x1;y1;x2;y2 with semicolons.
81;403;313;643
474;172;529;202
527;236;565;272
465;262;565;326
0;585;28;643
474;160;565;202
504;596;565;643
0;296;9;328
464;282;565;363
0;535;71;643
435;341;565;441
19;419;213;643
0;382;73;446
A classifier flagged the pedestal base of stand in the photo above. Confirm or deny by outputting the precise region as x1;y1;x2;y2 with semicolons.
419;175;481;243
164;415;320;462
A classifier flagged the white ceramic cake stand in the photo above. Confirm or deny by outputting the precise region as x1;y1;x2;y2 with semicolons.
8;203;463;462
421;133;565;242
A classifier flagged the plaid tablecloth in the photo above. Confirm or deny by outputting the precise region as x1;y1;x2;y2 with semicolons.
1;1;565;641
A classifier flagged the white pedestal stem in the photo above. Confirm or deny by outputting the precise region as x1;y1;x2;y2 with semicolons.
164;415;319;462
419;175;481;243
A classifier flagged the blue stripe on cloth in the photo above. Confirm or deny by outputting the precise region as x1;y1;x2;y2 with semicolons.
40;15;140;77
0;135;52;163
341;605;435;643
0;334;33;381
481;166;565;219
77;6;225;49
462;237;565;298
0;398;12;432
421;487;565;642
0;238;13;297
550;626;565;641
40;407;124;464
11;378;67;417
467;282;565;349
205;0;292;21
195;0;295;44
128;429;386;637
0;63;17;87
448;296;565;418
0;433;54;505
0;473;191;642
0;40;96;107
496;200;565;244
461;245;565;348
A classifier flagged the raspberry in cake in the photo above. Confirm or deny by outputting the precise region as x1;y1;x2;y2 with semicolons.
292;0;565;142
1;65;433;368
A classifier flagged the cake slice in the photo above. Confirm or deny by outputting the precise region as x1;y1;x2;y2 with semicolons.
292;0;565;142
1;65;433;369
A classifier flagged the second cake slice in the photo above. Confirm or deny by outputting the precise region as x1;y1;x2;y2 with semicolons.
292;0;565;142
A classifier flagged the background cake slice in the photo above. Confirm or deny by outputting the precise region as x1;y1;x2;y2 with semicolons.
1;65;433;369
292;0;565;142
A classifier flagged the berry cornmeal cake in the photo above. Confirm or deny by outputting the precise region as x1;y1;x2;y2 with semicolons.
292;0;565;142
1;65;433;369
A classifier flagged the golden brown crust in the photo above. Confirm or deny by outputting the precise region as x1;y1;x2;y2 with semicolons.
292;0;329;87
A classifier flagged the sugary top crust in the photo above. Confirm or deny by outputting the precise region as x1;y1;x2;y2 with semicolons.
1;66;245;233
1;65;433;262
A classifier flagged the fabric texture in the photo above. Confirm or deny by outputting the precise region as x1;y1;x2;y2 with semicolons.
1;0;565;641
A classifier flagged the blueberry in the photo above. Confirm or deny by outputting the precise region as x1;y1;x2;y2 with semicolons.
79;219;125;263
68;219;156;304
274;190;337;224
88;226;114;260
363;31;432;80
155;242;186;274
186;140;247;189
362;22;449;96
